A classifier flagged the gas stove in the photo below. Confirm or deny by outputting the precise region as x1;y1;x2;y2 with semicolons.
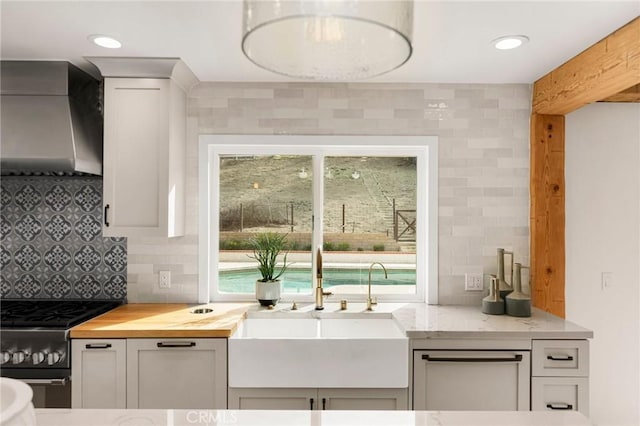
0;300;121;379
1;300;120;369
0;299;121;407
1;300;121;330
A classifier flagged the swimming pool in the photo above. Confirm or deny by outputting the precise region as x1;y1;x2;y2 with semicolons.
218;268;416;294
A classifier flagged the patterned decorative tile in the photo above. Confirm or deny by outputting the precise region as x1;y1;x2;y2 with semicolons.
0;214;11;240
74;184;102;212
75;275;102;299
14;244;41;271
74;214;102;242
14;214;42;241
0;177;127;300
44;215;73;242
0;186;11;206
44;245;72;272
43;274;72;298
44;185;73;212
0;276;10;298
104;245;126;272
14;274;42;298
74;245;102;272
14;185;42;211
104;274;126;299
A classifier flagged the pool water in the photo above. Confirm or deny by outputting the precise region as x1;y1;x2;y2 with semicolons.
218;268;416;294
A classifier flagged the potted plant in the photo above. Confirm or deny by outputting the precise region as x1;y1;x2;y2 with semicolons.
248;232;290;306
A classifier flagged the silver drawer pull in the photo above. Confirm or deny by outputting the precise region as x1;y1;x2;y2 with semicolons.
86;343;112;349
23;378;68;386
547;403;573;410
422;354;523;362
157;341;196;348
547;355;574;361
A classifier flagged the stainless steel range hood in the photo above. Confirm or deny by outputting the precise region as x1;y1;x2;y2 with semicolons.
0;61;103;175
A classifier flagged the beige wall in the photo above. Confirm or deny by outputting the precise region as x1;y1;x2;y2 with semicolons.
126;82;531;304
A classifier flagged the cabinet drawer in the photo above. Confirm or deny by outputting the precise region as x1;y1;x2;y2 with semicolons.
532;340;588;377
531;377;589;415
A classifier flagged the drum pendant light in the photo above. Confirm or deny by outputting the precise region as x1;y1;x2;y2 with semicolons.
242;0;414;81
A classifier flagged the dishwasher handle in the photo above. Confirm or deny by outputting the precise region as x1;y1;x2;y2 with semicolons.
422;354;523;362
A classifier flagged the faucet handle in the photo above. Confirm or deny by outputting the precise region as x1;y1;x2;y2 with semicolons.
370;296;378;306
322;291;333;297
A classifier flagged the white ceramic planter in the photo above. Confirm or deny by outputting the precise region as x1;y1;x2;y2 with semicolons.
255;280;282;306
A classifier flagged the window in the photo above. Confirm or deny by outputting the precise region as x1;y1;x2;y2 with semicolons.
199;135;438;303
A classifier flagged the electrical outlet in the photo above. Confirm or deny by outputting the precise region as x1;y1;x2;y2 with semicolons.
159;271;171;289
601;272;614;290
465;273;483;291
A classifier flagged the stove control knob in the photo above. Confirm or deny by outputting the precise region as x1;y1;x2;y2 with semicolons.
32;351;46;365
1;351;11;365
47;352;61;365
12;351;26;364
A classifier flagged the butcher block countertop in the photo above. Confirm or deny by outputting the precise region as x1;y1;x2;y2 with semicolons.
70;303;252;338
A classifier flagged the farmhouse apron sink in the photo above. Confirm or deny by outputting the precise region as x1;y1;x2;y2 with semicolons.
228;318;408;388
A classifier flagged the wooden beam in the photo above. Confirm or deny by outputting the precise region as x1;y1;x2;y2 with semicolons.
599;83;640;102
533;17;640;115
530;114;565;318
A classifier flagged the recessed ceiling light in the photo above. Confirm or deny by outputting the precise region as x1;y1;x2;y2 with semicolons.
89;34;122;49
491;35;529;50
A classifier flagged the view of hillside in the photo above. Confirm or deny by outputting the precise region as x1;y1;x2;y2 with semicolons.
219;155;417;239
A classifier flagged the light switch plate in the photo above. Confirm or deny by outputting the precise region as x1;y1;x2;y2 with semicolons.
601;272;613;290
159;270;171;289
465;273;483;291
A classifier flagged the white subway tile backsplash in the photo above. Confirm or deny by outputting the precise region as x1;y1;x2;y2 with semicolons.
125;82;531;305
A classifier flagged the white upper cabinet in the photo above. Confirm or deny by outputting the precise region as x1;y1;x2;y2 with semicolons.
87;57;197;238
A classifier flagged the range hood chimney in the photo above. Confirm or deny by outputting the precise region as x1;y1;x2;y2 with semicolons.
0;61;103;175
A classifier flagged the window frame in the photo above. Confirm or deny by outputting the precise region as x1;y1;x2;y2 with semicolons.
198;135;438;304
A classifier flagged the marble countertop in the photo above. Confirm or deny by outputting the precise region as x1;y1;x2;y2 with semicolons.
391;304;593;339
245;302;593;340
35;409;593;426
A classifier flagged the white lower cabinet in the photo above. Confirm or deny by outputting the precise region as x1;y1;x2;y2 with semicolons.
228;388;317;410
127;338;227;409
413;350;530;411
320;388;407;410
531;340;589;415
71;339;126;408
72;338;227;409
228;388;408;410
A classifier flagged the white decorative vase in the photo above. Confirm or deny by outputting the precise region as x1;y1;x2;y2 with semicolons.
255;280;282;306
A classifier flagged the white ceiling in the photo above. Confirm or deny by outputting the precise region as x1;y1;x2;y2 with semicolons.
1;1;638;84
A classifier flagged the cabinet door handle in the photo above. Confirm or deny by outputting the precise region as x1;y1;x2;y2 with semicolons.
104;204;110;227
322;398;327;410
309;398;314;410
422;354;523;362
85;343;112;349
547;403;573;410
157;341;196;348
547;355;574;361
